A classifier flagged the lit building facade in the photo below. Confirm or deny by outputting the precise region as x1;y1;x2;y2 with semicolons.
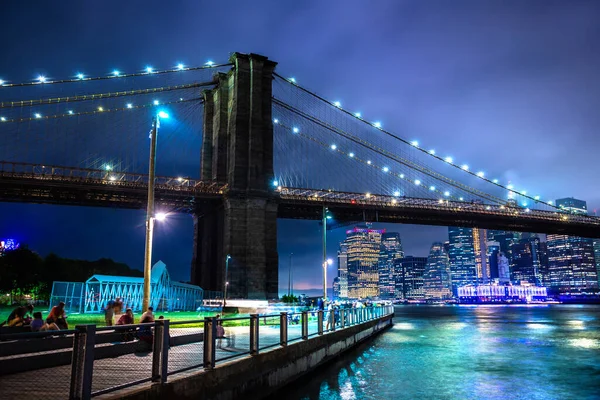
556;197;588;215
345;226;383;299
547;234;598;294
487;230;519;263
473;228;490;283
335;243;349;298
395;256;427;299
423;242;452;299
447;227;477;294
510;237;547;286
378;232;404;299
458;284;547;302
594;240;600;287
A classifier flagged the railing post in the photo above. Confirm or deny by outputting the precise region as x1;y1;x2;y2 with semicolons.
280;312;288;346
69;325;96;400
341;309;346;328
152;321;162;382
161;319;170;383
250;314;259;355
203;317;216;369
330;309;336;331
317;310;324;335
301;311;308;339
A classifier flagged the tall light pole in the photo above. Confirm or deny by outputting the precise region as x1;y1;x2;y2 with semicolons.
223;254;231;307
142;111;169;312
322;207;332;300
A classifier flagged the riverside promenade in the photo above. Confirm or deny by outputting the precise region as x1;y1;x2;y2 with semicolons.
0;306;394;400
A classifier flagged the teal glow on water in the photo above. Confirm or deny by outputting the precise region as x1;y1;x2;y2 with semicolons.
282;305;600;400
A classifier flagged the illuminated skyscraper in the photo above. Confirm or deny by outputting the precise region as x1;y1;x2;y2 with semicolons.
473;228;490;283
378;232;403;299
335;243;349;298
594;240;600;287
447;227;476;294
547;234;598;294
556;197;588;214
345;226;383;299
487;230;519;263
394;256;427;299
510;236;547;285
423;242;452;299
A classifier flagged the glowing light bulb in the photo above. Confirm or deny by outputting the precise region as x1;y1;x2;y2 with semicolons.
272;180;278;186
373;121;382;128
333;101;341;108
177;63;185;70
477;171;485;178
354;112;361;118
521;190;527;195
429;149;435;155
37;75;47;83
34;113;42;118
547;200;553;205
534;195;540;200
127;103;133;109
273;118;279;124
177;177;184;182
98;107;104;112
493;179;499;184
367;160;371;165
77;73;84;80
109;176;116;181
459;197;464;201
411;141;418;147
153;100;159;105
0;117;6;122
146;66;153;73
155;212;167;221
414;179;421;185
349;152;354;158
331;144;337;150
393;191;400;197
429;186;435;191
507;184;514;190
292;127;299;133
0;79;4;85
445;157;453;163
444;191;450;197
105;165;112;171
289;77;296;83
399;174;405;178
383;167;389;172
461;164;469;171
112;70;120;76
205;60;215;66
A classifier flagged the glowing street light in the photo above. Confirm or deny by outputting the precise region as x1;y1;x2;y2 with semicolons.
223;254;231;306
77;73;84;80
155;212;167;222
322;207;333;299
177;63;185;70
37;75;47;83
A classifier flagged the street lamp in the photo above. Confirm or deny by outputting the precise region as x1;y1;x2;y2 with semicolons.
142;110;169;313
223;254;231;307
322;207;333;300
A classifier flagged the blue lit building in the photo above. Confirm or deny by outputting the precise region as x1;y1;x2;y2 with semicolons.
423;242;452;299
556;197;588;215
547;234;598;294
394;256;427;299
378;232;403;299
447;227;477;295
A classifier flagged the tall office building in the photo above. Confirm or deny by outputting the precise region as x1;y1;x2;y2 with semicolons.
423;243;452;299
547;234;598;294
378;232;404;299
473;228;490;283
394;256;427;299
594;240;600;287
336;243;349;298
556;197;588;214
510;236;547;285
447;227;477;294
345;226;383;299
487;230;520;263
487;241;500;280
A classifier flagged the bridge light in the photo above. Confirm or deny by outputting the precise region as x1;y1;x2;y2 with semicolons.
273;118;279;124
127;103;133;109
37;75;47;83
112;70;120;77
476;171;485;178
76;73;84;80
461;164;469;171
0;117;5;122
331;144;337;150
383;167;389;172
547;200;553;205
414;179;421;185
68;110;74;115
534;195;540;200
98;107;104;112
500;205;505;209
459;197;464;201
393;191;400;197
349;152;354;158
157;111;169;119
492;179;499;184
365;193;371;198
522;202;528;207
155;212;167;221
486;206;491;210
105;165;112;171
34;113;42;118
429;149;435;155
444;157;453;163
507;184;514;190
333;101;341;108
0;79;4;85
354;112;361;118
373;121;382;128
429;186;435;191
525;208;530;213
272;180;278;187
367;160;371;165
400;174;404;178
411;141;418;147
292;127;299;133
109;176;116;181
392;199;397;204
438;199;444;204
153;100;160;106
146;66;153;73
277;186;282;191
444;191;450;197
205;60;215;66
177;63;185;70
327;259;333;266
177;177;184;182
521;190;527;195
289;77;296;84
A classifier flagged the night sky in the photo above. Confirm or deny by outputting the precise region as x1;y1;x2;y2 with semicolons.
1;1;598;293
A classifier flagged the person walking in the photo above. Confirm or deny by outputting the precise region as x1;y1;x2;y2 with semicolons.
104;300;115;326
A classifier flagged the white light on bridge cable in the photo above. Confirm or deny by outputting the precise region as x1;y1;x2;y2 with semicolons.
37;75;47;83
476;171;485;178
445;157;453;163
444;191;450;197
77;73;84;80
34;113;42;118
205;60;215;66
414;179;421;185
146;66;154;73
429;149;435;155
331;144;337;150
429;186;435;191
0;79;4;85
272;180;278;186
177;63;185;70
393;191;400;197
462;164;469;171
127;103;133;109
292;127;299;133
0;117;6;122
373;122;382;128
411;141;418;147
383;167;389;172
112;70;120;77
289;77;296;83
354;112;361;118
273;118;279;124
333;101;341;108
492;179;499;184
367;160;371;165
534;196;540;200
349;153;354;158
153;100;160;106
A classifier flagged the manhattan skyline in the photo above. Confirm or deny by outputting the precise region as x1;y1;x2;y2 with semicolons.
1;0;599;290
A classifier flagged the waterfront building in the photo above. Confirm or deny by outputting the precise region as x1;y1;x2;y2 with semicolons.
447;227;477;294
595;240;600;286
378;232;404;299
423;242;452;299
510;236;547;285
457;283;547;302
336;243;349;298
394;256;427;299
498;252;511;283
546;234;598;294
487;241;500;280
487;230;520;263
345;226;384;299
473;228;490;283
556;197;588;215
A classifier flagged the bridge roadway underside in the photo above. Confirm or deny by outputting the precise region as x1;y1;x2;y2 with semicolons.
0;177;598;238
277;200;600;239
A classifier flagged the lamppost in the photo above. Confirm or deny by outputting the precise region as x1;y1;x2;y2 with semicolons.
223;254;231;307
322;207;333;299
142;110;169;313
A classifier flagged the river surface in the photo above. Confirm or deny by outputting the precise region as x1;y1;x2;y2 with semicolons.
280;305;600;400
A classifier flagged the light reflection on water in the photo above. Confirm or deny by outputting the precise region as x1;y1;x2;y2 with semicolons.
277;305;600;400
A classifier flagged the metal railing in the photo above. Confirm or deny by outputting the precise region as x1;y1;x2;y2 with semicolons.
0;305;393;400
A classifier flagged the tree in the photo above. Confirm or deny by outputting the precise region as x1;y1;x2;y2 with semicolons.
0;247;44;300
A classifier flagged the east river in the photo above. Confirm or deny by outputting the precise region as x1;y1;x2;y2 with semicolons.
281;305;600;400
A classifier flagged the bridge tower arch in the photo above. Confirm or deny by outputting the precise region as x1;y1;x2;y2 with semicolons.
191;53;279;300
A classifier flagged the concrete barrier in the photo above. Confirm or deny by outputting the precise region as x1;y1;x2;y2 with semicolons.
113;315;393;400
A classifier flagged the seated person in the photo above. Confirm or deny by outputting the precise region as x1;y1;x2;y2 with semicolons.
30;312;45;332
117;309;135;341
137;312;155;348
7;306;27;327
46;302;68;330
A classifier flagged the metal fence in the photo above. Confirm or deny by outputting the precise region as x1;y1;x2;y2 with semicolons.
0;305;393;400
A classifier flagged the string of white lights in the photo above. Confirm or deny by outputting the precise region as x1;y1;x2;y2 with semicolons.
0;60;229;88
273;72;557;209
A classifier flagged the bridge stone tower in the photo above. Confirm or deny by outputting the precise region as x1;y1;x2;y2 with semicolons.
191;53;279;300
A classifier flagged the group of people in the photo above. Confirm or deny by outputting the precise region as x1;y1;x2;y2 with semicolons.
1;302;69;332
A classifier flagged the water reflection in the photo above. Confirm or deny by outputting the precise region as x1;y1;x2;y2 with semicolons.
276;305;600;400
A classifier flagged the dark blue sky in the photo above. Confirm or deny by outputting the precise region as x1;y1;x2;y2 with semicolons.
1;0;598;290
